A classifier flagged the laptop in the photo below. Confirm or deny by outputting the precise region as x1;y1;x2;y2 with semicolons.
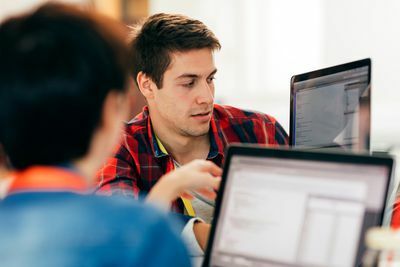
203;145;392;267
290;58;371;152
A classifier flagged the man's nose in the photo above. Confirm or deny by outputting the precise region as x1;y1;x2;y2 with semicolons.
196;81;214;105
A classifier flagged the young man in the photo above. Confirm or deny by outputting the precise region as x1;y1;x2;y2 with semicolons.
97;13;289;254
0;4;221;266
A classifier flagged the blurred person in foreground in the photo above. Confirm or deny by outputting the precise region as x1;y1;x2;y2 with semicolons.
0;3;221;266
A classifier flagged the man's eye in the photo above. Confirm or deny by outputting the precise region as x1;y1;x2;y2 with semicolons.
207;77;215;83
183;80;195;88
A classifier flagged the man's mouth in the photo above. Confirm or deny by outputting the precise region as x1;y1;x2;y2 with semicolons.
191;111;212;121
192;111;211;117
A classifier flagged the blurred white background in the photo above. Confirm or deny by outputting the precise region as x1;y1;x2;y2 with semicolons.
1;0;400;150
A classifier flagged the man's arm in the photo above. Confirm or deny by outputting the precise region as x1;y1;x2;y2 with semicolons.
171;214;212;255
146;160;220;207
273;118;289;146
146;160;221;255
193;221;211;251
96;145;140;198
97;145;220;253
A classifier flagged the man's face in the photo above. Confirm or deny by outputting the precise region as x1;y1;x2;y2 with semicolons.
149;48;216;137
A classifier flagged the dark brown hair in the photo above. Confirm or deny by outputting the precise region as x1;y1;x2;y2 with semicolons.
130;13;221;88
0;3;130;169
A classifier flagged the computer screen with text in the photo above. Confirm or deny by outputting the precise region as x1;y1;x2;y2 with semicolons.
209;155;389;267
290;59;371;152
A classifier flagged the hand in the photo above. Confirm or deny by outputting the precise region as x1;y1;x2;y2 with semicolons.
146;159;221;208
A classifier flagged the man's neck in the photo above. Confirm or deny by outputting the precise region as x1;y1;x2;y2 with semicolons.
0;166;10;180
154;128;210;165
72;156;98;186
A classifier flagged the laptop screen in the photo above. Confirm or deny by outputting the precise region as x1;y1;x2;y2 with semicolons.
290;58;371;152
205;147;391;267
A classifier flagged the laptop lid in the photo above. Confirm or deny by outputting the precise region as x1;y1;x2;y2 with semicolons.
290;58;371;152
203;145;392;267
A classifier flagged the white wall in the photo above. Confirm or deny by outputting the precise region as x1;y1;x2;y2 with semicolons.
150;0;400;149
323;0;400;148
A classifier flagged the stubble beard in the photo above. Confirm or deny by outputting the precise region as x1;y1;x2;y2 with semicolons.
179;123;210;138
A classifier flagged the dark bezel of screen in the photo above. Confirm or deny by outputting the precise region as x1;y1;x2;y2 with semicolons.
202;143;391;267
289;58;371;148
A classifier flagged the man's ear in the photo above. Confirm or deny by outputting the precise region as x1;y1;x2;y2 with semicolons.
137;71;156;99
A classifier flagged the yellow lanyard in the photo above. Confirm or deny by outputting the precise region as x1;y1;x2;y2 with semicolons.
155;135;195;217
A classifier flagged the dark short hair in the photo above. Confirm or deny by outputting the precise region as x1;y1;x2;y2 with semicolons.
130;13;221;88
0;3;130;169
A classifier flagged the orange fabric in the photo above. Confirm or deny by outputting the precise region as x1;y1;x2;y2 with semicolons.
8;166;89;195
391;199;400;228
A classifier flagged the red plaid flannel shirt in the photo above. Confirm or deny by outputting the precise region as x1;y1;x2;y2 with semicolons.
96;104;288;213
391;200;400;228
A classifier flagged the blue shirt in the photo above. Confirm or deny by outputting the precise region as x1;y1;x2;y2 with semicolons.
0;191;191;267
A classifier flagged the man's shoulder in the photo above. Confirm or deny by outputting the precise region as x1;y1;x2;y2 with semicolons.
0;193;190;266
1;193;176;237
118;111;152;151
213;104;277;124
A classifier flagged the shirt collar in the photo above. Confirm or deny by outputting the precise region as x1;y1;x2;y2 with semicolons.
145;105;226;160
155;134;169;155
208;114;226;159
143;106;168;158
7;166;90;196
